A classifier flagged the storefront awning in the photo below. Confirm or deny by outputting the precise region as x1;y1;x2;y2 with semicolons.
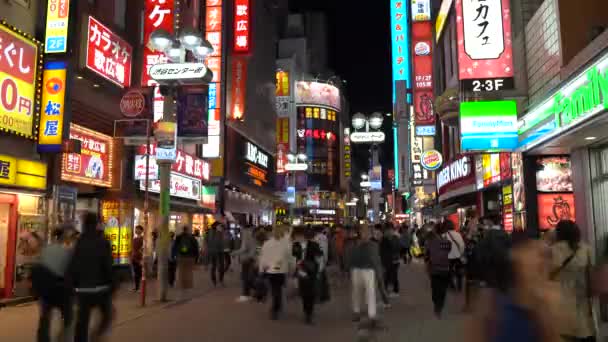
438;183;477;203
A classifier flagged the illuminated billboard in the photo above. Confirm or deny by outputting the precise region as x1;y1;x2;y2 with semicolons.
295;81;341;112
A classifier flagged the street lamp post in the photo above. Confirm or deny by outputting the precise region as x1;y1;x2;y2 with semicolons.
148;28;213;302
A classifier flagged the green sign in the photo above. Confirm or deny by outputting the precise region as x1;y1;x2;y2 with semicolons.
518;52;608;150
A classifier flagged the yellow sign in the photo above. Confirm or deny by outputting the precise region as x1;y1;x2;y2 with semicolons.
0;23;39;138
503;185;513;206
44;0;70;53
38;61;67;150
435;0;453;42
0;154;47;189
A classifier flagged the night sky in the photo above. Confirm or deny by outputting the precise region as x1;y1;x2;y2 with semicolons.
289;0;395;181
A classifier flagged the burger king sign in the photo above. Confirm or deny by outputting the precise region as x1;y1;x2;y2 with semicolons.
421;150;443;171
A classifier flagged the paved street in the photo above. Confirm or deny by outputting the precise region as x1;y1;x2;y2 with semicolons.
0;263;464;341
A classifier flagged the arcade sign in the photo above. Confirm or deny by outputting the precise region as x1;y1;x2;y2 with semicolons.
350;132;386;143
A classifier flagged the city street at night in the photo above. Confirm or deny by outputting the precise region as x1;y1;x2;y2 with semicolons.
1;264;463;342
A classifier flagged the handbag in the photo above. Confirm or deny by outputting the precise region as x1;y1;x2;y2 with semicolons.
446;231;467;264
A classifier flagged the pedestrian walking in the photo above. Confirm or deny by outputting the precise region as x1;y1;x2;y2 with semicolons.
172;225;199;290
68;212;115;342
259;225;291;320
350;224;383;328
550;220;596;342
32;226;74;342
205;222;226;286
380;223;401;297
223;228;234;272
296;228;323;324
131;225;144;292
168;232;177;287
442;220;465;292
370;225;390;308
424;223;451;318
465;232;561;342
233;224;257;302
194;229;204;264
314;226;330;303
335;225;347;274
399;224;412;264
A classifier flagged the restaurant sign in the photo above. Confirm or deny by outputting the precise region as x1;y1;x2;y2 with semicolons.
519;51;608;151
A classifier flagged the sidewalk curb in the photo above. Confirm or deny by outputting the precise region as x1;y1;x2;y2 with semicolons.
0;296;35;309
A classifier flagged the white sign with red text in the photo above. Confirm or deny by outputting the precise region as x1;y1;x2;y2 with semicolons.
140;172;202;201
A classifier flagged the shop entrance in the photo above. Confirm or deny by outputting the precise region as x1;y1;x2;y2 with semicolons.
0;194;17;298
0;203;9;291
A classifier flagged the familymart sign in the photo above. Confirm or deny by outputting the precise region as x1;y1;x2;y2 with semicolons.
519;51;608;150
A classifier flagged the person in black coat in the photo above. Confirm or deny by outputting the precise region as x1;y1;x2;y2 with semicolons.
296;228;323;324
68;212;115;342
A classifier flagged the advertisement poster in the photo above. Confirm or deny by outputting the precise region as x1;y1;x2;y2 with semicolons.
499;152;511;180
537;193;575;230
62;124;113;187
502;185;513;232
177;87;208;138
0;23;38;137
45;0;70;53
512;153;525;212
536;156;573;192
294;81;341;111
101;201;132;265
141;172;202;201
85;16;132;88
276;118;289;174
455;0;514;81
412;21;435;125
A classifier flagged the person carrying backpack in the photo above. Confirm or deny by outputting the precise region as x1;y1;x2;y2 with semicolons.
425;222;452;318
380;223;402;296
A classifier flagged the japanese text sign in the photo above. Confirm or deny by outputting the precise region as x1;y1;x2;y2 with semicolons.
412;21;435;125
39;61;68;152
204;0;224;158
456;0;513;80
140;172;202;201
45;0;70;53
276;118;289;174
230;57;247;120
412;0;431;21
137;144;210;181
61;124;114;187
0;155;47;190
0;23;38;138
85;16;132;88
391;0;410;86
142;0;174;87
233;0;251;53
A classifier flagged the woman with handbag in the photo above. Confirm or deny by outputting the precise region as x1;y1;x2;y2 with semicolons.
550;220;596;342
442;220;465;292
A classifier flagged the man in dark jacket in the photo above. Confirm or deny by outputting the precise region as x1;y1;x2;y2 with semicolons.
69;212;114;342
131;225;144;292
380;224;402;296
172;226;199;290
205;222;226;286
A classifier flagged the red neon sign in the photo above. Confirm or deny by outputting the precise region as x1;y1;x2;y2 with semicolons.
233;0;251;53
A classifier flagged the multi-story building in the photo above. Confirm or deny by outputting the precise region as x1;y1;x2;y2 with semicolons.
275;12;350;225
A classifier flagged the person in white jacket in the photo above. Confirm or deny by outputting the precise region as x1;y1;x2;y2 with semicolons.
259;225;291;320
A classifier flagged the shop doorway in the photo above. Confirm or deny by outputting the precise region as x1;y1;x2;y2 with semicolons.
0;194;17;298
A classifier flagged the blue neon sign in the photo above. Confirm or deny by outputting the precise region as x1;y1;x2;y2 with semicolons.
391;0;410;99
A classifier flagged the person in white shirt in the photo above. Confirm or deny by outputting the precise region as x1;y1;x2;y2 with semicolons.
259;225;291;320
442;220;465;292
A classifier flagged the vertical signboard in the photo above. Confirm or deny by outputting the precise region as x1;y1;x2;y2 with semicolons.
204;0;224;158
412;21;434;125
411;0;431;21
44;0;70;53
38;61;68;152
456;0;514;91
390;0;410;95
233;0;251;53
229;57;247;120
143;0;174;122
276;118;289;174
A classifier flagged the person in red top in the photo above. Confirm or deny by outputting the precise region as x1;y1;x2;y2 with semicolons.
131;225;144;292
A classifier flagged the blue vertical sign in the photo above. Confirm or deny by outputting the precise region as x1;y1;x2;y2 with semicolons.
390;0;410;101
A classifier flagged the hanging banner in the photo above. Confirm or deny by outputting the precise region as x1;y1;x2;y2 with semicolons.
39;61;68;152
456;0;514;91
412;21;435;125
204;0;224;158
390;0;410;87
61;124;114;187
229;57;247;120
177;86;208;139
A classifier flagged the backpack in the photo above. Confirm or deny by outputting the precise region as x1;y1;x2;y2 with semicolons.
178;236;194;256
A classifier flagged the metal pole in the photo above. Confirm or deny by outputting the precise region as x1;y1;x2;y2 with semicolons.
140;121;150;306
157;161;171;301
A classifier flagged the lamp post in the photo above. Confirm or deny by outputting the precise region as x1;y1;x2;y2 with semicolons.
148;28;213;303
